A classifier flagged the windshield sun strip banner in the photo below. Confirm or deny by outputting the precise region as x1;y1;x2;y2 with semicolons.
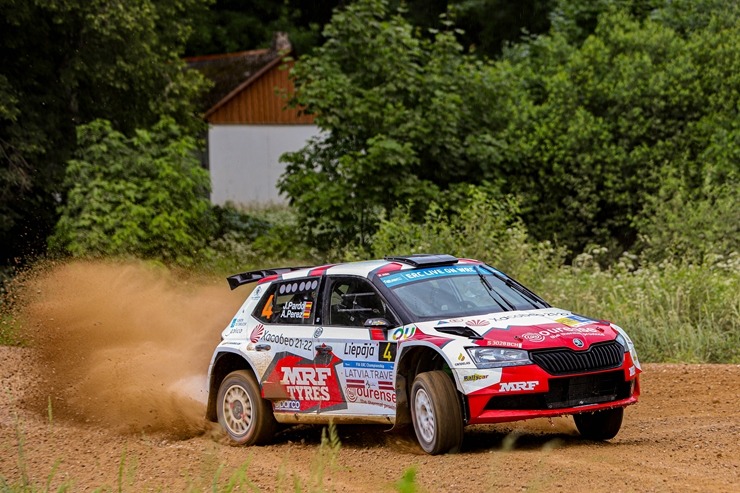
378;265;479;287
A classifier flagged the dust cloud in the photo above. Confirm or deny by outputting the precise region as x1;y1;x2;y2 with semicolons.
16;260;247;438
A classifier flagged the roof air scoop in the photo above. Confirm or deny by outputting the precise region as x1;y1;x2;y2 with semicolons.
383;254;459;267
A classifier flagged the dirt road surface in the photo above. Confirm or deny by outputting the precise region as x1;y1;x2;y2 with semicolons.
1;261;738;492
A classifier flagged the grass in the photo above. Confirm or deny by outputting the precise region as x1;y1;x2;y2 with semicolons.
1;252;738;362
3;199;737;363
0;420;419;493
533;252;740;363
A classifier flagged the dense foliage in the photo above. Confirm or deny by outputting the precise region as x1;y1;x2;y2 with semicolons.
281;0;739;258
0;0;209;272
504;0;740;254
185;0;555;58
1;0;738;363
280;0;522;248
49;119;213;264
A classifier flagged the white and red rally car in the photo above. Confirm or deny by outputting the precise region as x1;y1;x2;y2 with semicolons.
206;254;641;454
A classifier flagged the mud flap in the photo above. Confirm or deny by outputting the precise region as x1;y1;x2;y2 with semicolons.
388;374;411;431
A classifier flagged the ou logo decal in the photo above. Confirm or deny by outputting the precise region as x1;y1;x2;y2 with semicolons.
391;325;417;341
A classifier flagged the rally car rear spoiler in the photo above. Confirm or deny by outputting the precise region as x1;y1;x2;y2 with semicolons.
227;267;308;290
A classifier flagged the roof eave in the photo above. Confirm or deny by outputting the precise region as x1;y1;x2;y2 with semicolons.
203;52;291;121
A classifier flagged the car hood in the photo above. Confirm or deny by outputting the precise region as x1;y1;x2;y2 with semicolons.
417;308;619;350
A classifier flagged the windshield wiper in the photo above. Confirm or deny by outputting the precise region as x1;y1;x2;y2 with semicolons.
476;266;514;311
480;266;548;309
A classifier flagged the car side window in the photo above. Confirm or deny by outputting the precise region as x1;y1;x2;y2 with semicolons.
253;278;320;325
324;277;395;327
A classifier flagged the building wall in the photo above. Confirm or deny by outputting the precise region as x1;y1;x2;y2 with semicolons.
208;124;321;205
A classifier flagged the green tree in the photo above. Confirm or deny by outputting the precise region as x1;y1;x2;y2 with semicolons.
280;0;522;250
186;0;339;56
0;0;209;270
282;0;739;257
403;0;555;57
49;119;213;265
499;2;740;254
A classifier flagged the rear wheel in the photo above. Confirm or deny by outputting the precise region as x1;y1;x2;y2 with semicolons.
574;407;624;440
217;370;277;445
410;371;464;454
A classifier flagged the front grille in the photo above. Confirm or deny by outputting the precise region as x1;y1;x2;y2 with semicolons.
530;341;624;375
546;371;628;408
485;370;630;411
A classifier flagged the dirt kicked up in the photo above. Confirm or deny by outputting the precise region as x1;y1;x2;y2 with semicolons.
7;260;246;436
1;260;739;492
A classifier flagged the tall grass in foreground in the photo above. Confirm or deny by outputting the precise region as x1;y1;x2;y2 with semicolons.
0;421;418;492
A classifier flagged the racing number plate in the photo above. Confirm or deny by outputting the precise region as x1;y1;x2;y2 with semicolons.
379;342;397;363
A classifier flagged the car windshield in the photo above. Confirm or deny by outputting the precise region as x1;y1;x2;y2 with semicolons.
382;266;547;320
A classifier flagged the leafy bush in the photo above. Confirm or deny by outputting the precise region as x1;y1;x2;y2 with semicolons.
367;189;739;364
371;185;565;282
207;204;319;272
211;204;272;243
636;174;739;264
49;119;213;265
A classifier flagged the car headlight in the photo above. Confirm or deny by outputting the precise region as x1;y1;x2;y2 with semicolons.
612;324;640;368
615;333;629;353
466;347;532;368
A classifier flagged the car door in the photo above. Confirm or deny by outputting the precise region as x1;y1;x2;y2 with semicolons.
253;277;326;414
314;275;400;417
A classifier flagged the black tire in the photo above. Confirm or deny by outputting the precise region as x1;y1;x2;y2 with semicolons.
216;370;277;445
410;370;464;454
574;407;624;440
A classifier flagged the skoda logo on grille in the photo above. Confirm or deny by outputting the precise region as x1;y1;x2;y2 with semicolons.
573;338;585;348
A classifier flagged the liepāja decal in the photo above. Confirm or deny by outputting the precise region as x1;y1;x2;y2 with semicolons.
339;341;397;363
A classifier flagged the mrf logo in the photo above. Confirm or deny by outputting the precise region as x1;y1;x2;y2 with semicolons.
280;367;332;401
499;380;539;392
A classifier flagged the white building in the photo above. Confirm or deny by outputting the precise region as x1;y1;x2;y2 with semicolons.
187;36;320;205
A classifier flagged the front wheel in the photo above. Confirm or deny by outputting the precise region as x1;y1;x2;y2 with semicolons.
410;371;464;454
217;370;277;445
574;407;624;440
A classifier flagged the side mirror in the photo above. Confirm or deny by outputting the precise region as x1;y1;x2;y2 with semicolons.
364;317;392;329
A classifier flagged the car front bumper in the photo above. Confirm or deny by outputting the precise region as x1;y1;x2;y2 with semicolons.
460;353;641;425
